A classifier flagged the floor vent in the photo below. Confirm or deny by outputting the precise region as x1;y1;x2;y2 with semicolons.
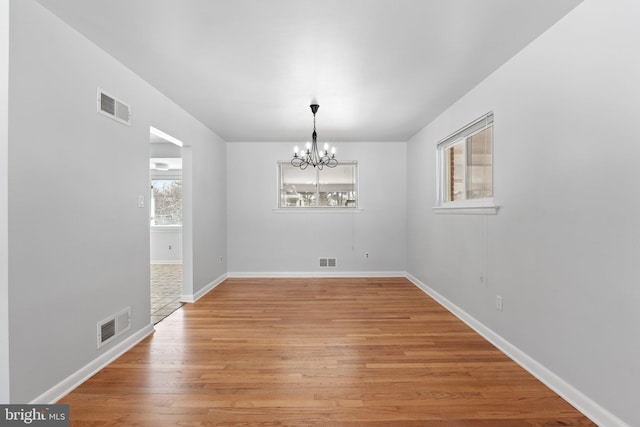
319;257;337;268
97;307;131;348
97;87;131;125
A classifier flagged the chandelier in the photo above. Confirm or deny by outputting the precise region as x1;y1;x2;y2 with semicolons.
291;104;338;170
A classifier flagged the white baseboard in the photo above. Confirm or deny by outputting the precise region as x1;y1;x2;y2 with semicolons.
151;260;182;265
31;323;155;404
181;273;227;303
226;271;406;279
405;273;628;427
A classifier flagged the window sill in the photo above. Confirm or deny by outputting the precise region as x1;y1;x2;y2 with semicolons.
432;205;499;215
273;208;364;214
150;225;183;231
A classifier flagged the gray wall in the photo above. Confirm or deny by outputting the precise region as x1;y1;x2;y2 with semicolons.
406;0;640;424
0;0;9;403
188;129;227;293
227;142;406;275
7;0;226;403
150;228;182;263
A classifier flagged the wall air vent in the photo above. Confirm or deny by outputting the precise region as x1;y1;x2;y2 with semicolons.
100;320;116;343
319;257;337;268
97;87;131;126
97;307;132;348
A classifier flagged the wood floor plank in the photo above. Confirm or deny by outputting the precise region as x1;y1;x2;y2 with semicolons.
59;278;594;426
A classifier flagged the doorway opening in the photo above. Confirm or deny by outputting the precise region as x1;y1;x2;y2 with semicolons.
149;127;184;324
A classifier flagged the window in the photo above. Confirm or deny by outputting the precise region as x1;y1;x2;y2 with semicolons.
150;179;182;225
278;162;358;208
436;112;495;212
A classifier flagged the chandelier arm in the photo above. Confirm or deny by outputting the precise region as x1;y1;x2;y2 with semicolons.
291;103;338;170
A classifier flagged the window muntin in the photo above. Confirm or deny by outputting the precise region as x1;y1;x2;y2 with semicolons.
150;179;182;225
279;162;357;208
438;113;493;206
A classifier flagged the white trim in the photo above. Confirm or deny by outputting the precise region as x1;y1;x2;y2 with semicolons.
180;273;228;303
273;207;363;214
150;126;183;147
227;271;405;279
30;324;155;404
150;225;182;232
432;205;499;215
405;273;628;427
151;260;182;265
436;112;494;148
149;170;182;180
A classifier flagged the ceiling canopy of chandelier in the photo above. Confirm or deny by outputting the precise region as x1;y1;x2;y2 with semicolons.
291;104;338;170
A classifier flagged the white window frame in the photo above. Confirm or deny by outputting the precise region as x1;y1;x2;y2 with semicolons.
433;112;498;215
150;174;183;228
275;161;361;212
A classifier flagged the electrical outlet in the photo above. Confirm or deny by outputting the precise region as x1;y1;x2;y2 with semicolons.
365;253;369;259
168;245;172;250
218;256;224;263
496;295;503;311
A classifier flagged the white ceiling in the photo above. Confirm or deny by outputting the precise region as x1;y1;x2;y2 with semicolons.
36;0;581;142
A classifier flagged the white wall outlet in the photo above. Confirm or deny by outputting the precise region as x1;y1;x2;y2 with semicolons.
137;195;145;208
496;295;503;311
218;256;223;263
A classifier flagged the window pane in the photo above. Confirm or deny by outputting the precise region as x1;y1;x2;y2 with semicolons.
278;162;358;208
152;179;182;225
437;113;493;206
467;126;493;200
317;164;357;207
280;164;318;207
445;143;465;202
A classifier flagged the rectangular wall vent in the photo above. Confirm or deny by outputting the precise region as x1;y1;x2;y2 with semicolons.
97;87;131;126
100;320;116;343
319;257;337;268
97;307;131;348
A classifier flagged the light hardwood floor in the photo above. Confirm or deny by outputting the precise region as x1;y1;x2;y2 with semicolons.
60;277;594;426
